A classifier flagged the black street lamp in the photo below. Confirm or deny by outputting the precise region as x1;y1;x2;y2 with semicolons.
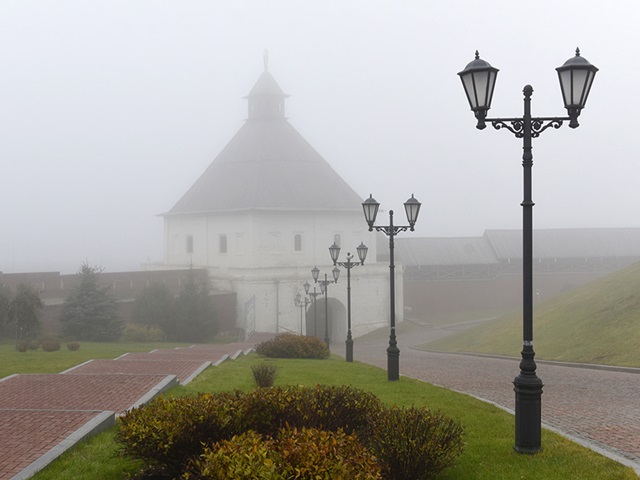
458;48;597;454
362;194;421;381
303;281;323;337
329;241;368;362
294;291;309;335
311;265;340;346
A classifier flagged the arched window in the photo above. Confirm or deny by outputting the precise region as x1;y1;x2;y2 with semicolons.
333;234;341;247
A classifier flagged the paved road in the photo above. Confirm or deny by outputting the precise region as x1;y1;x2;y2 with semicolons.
347;320;640;474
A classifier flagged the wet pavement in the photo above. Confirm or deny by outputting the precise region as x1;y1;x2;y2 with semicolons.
348;319;640;475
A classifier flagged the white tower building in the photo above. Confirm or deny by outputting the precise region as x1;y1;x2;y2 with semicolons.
163;64;402;342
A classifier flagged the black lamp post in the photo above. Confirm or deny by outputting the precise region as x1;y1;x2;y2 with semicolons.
329;241;368;362
458;48;597;454
311;265;340;347
294;291;309;335
303;281;323;337
362;194;421;381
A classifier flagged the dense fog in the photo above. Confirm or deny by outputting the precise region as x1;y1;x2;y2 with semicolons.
1;1;637;273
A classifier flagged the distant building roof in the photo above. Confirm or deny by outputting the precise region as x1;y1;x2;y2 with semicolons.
485;228;640;260
395;237;498;266
166;68;363;215
396;228;640;266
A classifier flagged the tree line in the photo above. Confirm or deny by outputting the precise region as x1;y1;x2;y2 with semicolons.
0;263;219;344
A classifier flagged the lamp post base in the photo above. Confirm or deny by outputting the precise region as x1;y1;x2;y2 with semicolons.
387;341;400;381
513;371;543;454
346;336;353;362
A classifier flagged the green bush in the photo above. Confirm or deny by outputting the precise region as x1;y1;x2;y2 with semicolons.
28;340;40;350
255;333;329;359
118;385;464;479
121;323;165;342
117;391;244;474
251;362;278;388
66;341;80;351
15;340;28;352
366;405;465;480
234;385;382;438
118;385;381;475
277;427;382;479
41;338;61;352
189;427;382;480
185;430;283;480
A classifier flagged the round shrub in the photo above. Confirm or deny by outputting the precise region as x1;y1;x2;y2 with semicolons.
366;405;465;480
15;340;28;352
255;333;329;359
66;341;80;351
41;338;61;352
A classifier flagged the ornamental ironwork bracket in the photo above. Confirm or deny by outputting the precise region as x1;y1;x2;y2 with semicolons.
372;225;412;236
487;117;569;138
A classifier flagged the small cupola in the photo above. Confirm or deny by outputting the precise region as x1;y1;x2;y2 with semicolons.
245;53;289;119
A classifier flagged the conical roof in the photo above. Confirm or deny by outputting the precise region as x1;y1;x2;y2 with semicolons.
166;70;363;215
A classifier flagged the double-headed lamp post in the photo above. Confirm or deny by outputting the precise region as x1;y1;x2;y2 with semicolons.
329;241;368;362
362;194;421;381
303;281;323;337
311;265;340;347
458;48;597;454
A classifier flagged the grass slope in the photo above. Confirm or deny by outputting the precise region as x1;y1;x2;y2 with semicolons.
424;262;640;366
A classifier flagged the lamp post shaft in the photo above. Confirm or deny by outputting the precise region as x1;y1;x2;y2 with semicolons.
345;258;354;362
513;85;543;454
313;291;318;337
387;210;400;381
324;274;330;347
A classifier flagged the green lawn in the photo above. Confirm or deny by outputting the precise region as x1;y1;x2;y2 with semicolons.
31;354;638;480
0;341;190;379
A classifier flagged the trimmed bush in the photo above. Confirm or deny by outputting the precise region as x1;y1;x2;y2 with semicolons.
277;427;382;479
118;385;382;475
251;362;278;388
15;340;28;352
366;405;465;480
66;341;80;351
118;385;463;479
185;430;283;480
117;391;245;474
189;427;382;480
28;340;40;350
41;338;61;352
255;333;329;359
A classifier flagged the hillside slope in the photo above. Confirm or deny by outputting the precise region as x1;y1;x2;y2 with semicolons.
424;262;640;367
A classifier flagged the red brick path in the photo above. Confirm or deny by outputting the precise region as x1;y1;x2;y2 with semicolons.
0;337;271;480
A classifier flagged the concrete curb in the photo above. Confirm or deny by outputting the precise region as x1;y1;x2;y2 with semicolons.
122;374;178;414
10;410;115;480
60;359;94;374
181;362;212;386
213;354;230;366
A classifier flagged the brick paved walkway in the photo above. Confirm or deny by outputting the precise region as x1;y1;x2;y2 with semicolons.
0;336;272;480
350;321;640;475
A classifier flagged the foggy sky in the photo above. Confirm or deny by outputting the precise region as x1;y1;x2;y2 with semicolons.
1;1;637;274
